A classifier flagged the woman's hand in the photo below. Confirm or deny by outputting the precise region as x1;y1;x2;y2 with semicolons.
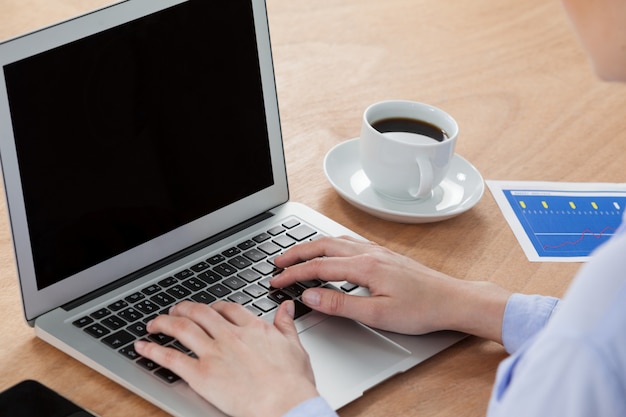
272;236;511;342
135;300;319;417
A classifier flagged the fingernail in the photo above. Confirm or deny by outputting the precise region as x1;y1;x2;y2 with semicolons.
302;289;321;307
269;273;281;285
273;254;284;266
285;300;295;318
135;340;146;351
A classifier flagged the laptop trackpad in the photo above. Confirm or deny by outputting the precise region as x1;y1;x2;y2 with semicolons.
299;316;412;408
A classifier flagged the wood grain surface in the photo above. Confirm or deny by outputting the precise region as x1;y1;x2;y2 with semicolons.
0;0;625;415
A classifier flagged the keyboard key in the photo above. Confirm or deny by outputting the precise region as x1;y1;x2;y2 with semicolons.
214;263;237;277
259;241;281;255
142;314;158;324
135;300;160;315
174;269;194;280
222;247;241;257
72;316;94;328
191;291;216;304
341;282;359;292
267;226;285;236
268;255;281;266
119;344;140;360
238;268;262;283
252;232;271;243
243;248;266;262
155;368;181;384
90;308;111;320
137;357;160;371
237;240;256;250
282;218;300;229
293;300;312;319
223;276;247;290
197;270;222;285
118;307;143;322
102;330;135;349
258;277;273;289
151;292;177;307
283;284;305;298
190;261;210;273
228;255;252;269
125;292;145;303
127;322;148;337
182;277;207;291
207;283;231;298
268;290;292;304
207;254;226;265
84;323;110;338
252;298;277;312
148;333;174;345
102;315;127;330
158;276;178;288
253;262;275;276
142;284;161;296
287;225;316;241
166;285;192;299
299;279;323;288
273;235;296;248
107;300;129;312
228;292;253;305
243;284;267;298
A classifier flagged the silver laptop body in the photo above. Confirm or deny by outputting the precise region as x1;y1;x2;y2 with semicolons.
0;1;463;415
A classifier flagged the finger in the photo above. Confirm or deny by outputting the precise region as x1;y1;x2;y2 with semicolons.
134;339;197;378
274;235;370;269
167;301;236;341
145;311;215;356
210;300;256;327
272;300;300;343
271;253;374;288
301;287;385;328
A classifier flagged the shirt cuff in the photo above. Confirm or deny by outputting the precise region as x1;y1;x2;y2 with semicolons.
282;396;338;417
502;293;560;354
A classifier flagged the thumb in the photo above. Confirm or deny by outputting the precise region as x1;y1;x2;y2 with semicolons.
301;288;356;318
273;300;299;341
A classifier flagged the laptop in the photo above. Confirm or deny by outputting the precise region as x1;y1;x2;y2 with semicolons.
0;0;464;415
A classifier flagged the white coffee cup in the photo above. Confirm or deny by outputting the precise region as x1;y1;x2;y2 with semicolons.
360;100;459;201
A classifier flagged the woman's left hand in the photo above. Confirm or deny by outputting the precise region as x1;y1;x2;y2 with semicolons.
135;300;319;417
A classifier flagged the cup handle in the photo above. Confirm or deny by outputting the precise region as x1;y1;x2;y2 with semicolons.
411;156;433;199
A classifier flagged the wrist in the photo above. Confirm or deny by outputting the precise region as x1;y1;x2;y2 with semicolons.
447;280;511;344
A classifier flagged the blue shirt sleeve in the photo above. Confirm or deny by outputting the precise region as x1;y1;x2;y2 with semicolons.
282;396;338;417
501;293;559;354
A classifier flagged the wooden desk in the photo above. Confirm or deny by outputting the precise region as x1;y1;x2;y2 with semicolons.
1;0;625;416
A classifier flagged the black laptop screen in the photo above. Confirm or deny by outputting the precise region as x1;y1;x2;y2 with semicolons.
3;0;274;290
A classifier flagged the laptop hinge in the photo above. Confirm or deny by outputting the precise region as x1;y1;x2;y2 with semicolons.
62;211;274;311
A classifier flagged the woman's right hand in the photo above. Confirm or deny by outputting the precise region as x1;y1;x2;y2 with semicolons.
272;236;511;343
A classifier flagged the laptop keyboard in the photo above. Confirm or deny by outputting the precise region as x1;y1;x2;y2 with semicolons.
71;217;359;384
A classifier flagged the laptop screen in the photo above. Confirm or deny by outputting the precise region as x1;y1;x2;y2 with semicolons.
4;1;274;291
0;0;288;320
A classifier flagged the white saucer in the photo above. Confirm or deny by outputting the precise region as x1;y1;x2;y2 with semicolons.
323;138;485;223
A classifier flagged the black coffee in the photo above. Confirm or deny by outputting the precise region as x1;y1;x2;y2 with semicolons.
371;117;448;142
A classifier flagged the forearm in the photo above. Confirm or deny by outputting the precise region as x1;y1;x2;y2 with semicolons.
443;280;560;352
444;280;512;344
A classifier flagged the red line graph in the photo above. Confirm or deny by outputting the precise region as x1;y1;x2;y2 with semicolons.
542;226;616;250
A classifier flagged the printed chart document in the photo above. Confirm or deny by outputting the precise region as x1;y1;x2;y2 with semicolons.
487;180;626;262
